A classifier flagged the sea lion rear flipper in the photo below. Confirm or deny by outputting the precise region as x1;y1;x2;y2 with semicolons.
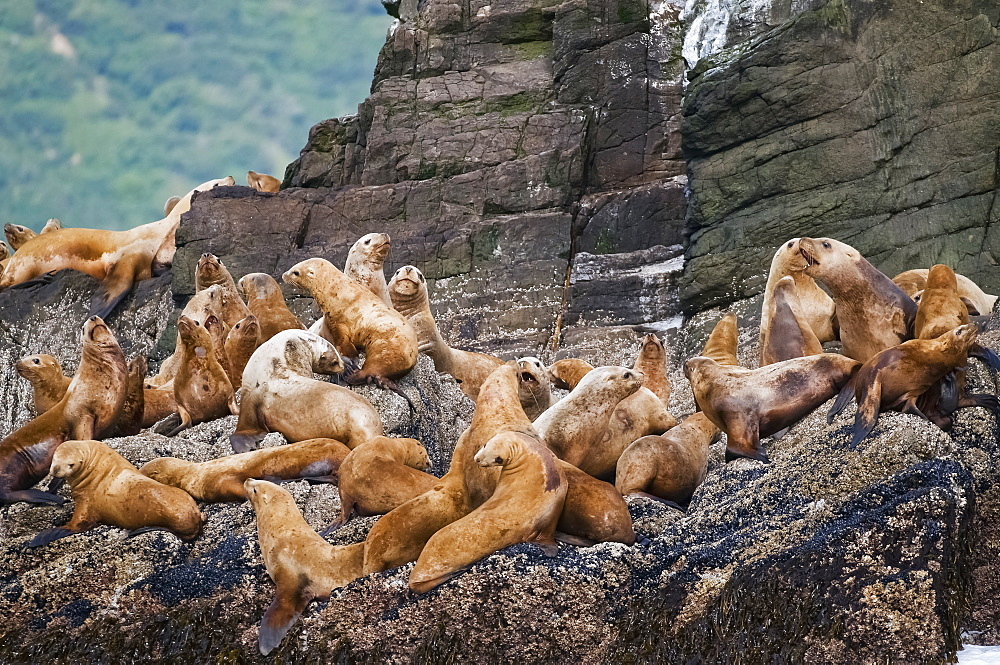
769;427;790;441
89;261;137;320
939;373;959;414
828;372;860;423
970;344;1000;371
126;526;179;539
163;407;192;438
850;370;882;448
959;394;1000;411
553;531;596;547
153;412;181;436
230;431;266;454
259;588;310;656
47;477;66;493
28;527;76;547
303;475;339;485
4;489;66;506
534;539;559;557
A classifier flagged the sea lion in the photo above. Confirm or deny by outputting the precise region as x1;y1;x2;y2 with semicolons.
759;238;837;363
585;386;679;481
701;312;740;366
0;242;9;262
224;315;260;388
388;264;503;400
685;350;860;462
761;276;824;365
163;196;182;216
167;315;236;436
828;324;997;446
4;224;37;250
247;170;281;193
893;268;996;316
616;412;719;507
283;258;418;387
238;272;304;342
799;237;916;362
28;440;204;547
16;354;71;415
245;479;365;655
327;436;436;530
195;253;251;328
140;438;352;502
41;218;62;234
517;356;552;420
345;233;392;307
548;358;595;391
633;334;671;404
147;285;229;389
232;330;382;452
141;385;177;428
409;431;566;592
0;177;236;319
914;265;970;340
205;314;233;383
109;356;147;437
533;366;644;470
0;316;128;505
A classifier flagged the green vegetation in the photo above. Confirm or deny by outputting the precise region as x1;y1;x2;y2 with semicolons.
0;0;390;230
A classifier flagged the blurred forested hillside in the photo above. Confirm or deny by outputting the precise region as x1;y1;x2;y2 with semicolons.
0;0;389;231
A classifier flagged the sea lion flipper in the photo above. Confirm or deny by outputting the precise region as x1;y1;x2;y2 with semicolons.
230;431;266;454
970;344;1000;371
126;526;178;539
153;412;181;436
939;373;959;414
850;370;882;448
89;260;138;320
554;530;596;547
259;588;310;656
769;427;790;441
828;373;859;423
28;527;75;547
3;489;66;506
303;475;338;485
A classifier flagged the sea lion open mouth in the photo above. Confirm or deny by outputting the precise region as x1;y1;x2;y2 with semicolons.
799;247;818;267
521;372;537;383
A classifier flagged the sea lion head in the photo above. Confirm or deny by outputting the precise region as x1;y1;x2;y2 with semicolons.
244;478;282;509
42;218;61;233
163;196;182;216
475;431;525;467
196;176;236;191
940;323;979;352
238;273;280;301
635;333;666;365
926;264;959;291
4;223;36;249
231;315;261;342
139;457;187;485
50;440;96;479
84;316;118;348
352;233;391;265
771;238;809;274
575;366;644;405
388;265;425;299
196;253;228;287
280;330;344;375
0;242;9;261
15;354;62;382
798;237;860;278
176;315;211;353
517;356;551;389
282;258;332;291
395;437;431;470
682;356;714;382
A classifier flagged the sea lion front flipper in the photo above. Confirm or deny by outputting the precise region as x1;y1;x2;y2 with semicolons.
828;371;861;423
969;344;1000;371
303;475;339;485
627;492;687;511
724;419;768;463
3;489;66;506
259;587;311;656
230;431;266;454
47;477;66;493
958;394;1000;411
938;373;959;414
153;412;181;436
164;406;192;437
769;427;790;441
850;370;883;448
28;527;76;547
126;526;178;539
533;538;559;557
89;259;139;320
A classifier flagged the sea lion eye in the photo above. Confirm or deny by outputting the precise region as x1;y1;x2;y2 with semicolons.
624;371;633;379
33;358;39;364
822;241;831;249
787;242;793;248
292;270;300;277
365;239;371;244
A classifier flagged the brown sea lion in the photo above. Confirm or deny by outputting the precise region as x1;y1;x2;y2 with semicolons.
0;242;9;262
761;276;824;366
247;170;281;193
327;436;436;530
829;324;997;446
232;330;382;452
894;268;996;316
409;431;566;592
799;237;915;363
759;238;837;363
701;312;740;366
586;387;679;481
533;366;644;470
167;315;236;436
0;177;236;319
914;265;970;339
345;233;392;307
616;412;719;507
141;385;177;429
16;354;71;415
62;316;128;440
140;437;352;502
238;272;304;342
388;264;503;400
245;478;365;655
205;314;233;383
633;333;671;404
685;351;860;462
163;196;182;216
224;315;260;388
517;356;553;420
548;358;595;391
109;356;147;437
195;253;251;328
283;258;418;387
41;218;62;234
4;223;37;250
147;284;229;388
28;440;203;547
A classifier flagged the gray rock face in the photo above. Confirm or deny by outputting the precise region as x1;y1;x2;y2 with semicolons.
680;0;1000;311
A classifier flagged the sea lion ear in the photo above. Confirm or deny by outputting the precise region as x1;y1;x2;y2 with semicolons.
961;297;980;317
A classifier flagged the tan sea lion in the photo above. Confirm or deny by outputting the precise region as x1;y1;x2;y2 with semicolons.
205;314;233;383
800;237;916;362
685;350;860;462
548;358;595;391
761;276;824;365
345;233;392;307
245;479;365;656
0;242;9;262
701;312;740;366
238;272;304;342
141;385;177;428
224;315;260;388
517;356;552;420
147;285;229;389
247;170;281;193
109;356;147;437
633;333;671;404
195;253;251;328
167;315;236;436
283;258;418;388
616;411;719;507
327;436;436;530
829;324;997;446
28;440;203;547
914;265;970;340
0;177;236;319
15;354;71;415
163;196;182;216
409;430;566;592
232;330;382;452
140;438;352;502
4;223;37;250
533;366;644;470
586;386;679;481
759;238;837;363
388;264;503;400
41;218;62;234
0;317;127;505
894;268;996;316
